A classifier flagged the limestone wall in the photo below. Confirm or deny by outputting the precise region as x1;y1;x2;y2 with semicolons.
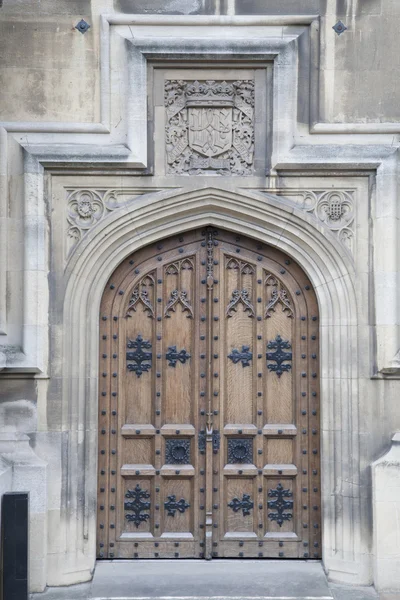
0;0;399;594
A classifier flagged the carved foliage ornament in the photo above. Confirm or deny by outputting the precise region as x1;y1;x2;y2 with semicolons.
265;274;294;319
164;290;194;319
126;274;155;319
165;79;255;175
226;289;255;318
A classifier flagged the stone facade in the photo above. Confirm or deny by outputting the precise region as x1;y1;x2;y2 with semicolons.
0;0;400;596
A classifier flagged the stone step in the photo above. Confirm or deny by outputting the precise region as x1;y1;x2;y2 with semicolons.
30;561;378;600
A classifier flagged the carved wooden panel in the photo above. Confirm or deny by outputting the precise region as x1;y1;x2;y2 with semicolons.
97;229;321;559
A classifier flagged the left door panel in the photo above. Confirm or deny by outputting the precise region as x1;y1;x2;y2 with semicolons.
97;230;206;559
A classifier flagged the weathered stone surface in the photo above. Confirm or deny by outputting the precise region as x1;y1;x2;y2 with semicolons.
0;3;399;596
372;433;400;594
0;0;91;15
235;0;321;15
116;0;206;13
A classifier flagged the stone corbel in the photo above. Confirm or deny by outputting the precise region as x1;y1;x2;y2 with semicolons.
379;349;400;377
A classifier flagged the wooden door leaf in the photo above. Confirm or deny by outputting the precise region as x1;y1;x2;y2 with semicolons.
98;229;320;559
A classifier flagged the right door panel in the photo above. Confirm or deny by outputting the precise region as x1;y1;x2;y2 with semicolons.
212;231;321;559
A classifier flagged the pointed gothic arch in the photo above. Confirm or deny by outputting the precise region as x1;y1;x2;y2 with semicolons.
58;187;363;584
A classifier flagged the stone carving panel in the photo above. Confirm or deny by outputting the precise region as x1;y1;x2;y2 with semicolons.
66;188;157;257
267;189;356;255
165;79;254;175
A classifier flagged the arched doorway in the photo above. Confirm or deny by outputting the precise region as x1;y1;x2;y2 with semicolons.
97;227;321;560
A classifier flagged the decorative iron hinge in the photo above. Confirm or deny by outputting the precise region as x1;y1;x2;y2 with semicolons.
166;345;191;367
228;345;253;367
267;483;293;527
228;493;254;517
124;484;151;528
126;335;152;378
164;495;190;517
212;430;220;454
266;334;292;378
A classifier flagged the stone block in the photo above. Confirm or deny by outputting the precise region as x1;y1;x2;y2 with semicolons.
372;433;400;594
115;0;206;13
235;0;320;15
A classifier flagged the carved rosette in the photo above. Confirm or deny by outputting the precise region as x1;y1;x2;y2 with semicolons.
66;188;144;257
165;79;255;175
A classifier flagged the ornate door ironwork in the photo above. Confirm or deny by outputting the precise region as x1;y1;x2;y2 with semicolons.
97;229;321;560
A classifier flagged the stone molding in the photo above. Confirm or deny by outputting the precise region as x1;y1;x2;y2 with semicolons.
264;189;355;255
66;188;163;257
56;186;367;585
65;187;356;259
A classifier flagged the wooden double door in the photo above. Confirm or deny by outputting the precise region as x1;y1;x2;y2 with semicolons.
97;229;321;560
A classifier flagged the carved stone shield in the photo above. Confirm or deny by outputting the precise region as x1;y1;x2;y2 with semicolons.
188;107;232;157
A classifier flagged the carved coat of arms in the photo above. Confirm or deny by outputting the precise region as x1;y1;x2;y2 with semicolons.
165;79;254;175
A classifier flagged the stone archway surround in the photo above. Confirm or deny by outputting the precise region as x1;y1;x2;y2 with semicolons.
57;187;365;586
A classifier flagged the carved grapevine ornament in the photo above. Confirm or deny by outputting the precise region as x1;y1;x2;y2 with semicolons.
165;79;255;175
